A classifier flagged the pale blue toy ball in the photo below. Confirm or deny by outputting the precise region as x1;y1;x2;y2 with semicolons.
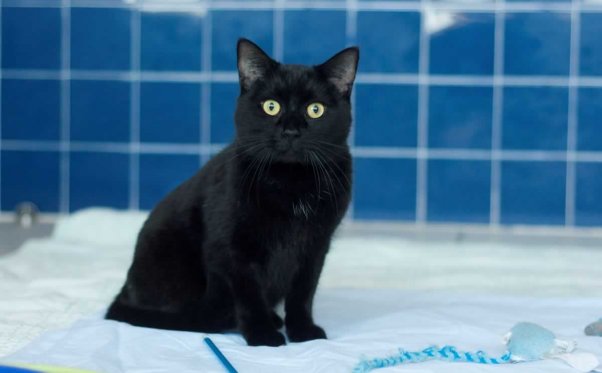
506;322;556;361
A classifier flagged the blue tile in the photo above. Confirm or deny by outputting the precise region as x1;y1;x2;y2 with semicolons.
430;12;494;75
357;11;420;73
580;14;602;76
502;87;568;150
139;154;200;210
71;8;131;70
1;7;61;69
141;12;203;71
0;150;60;212
504;12;571;76
354;157;416;220
212;10;273;71
576;163;602;226
427;160;491;223
1;79;61;141
283;10;347;64
140;82;201;143
578;88;602;151
355;84;418;147
501;161;566;225
211;83;239;144
70;152;129;211
71;80;130;142
428;86;492;149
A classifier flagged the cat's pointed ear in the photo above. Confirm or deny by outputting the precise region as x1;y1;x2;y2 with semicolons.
317;47;359;97
237;38;276;91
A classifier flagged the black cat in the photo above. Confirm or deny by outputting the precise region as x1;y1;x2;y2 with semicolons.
106;39;359;346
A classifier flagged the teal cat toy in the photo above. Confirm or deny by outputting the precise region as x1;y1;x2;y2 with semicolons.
353;322;600;373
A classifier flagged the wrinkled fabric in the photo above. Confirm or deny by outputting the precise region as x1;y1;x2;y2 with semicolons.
1;209;601;372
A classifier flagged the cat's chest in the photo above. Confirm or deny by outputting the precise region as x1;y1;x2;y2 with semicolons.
257;176;335;220
261;235;305;304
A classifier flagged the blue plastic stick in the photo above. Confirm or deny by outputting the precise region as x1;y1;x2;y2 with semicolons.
203;337;238;373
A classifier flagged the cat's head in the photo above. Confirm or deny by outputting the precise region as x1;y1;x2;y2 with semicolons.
234;38;359;164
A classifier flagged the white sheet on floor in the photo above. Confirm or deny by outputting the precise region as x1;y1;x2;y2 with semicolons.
1;208;601;372
3;290;602;373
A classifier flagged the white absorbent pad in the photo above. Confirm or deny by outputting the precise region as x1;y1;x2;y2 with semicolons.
1;208;602;372
2;290;602;373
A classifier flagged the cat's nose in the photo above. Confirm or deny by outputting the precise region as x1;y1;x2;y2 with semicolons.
281;128;300;138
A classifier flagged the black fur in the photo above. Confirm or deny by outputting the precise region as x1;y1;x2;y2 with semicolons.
106;39;359;346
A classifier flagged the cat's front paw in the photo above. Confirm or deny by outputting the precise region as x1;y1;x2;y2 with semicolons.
286;323;327;343
244;329;286;347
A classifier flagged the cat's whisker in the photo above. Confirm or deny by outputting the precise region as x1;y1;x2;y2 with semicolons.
308;152;321;199
246;150;271;203
309;151;339;211
239;151;265;199
310;147;351;187
312;140;349;150
309;143;349;161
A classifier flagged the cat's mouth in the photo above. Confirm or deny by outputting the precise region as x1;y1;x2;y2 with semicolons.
273;139;306;163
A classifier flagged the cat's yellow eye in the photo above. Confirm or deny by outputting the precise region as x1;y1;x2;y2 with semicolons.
307;103;325;119
262;100;281;116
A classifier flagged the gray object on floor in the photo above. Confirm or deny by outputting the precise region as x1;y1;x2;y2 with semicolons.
585;319;602;336
0;222;54;256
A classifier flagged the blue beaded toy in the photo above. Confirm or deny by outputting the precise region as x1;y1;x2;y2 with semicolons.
353;322;600;373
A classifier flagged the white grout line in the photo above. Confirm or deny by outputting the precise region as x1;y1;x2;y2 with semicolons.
5;68;602;87
565;0;581;227
0;0;3;212
273;0;285;61
59;0;71;214
4;139;602;162
4;0;602;13
200;3;212;166
352;147;418;158
415;0;430;224
490;0;505;226
128;6;141;210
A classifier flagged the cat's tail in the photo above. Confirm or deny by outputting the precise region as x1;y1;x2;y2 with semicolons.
105;297;235;333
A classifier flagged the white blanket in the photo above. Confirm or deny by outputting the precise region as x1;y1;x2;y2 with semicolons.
1;209;601;372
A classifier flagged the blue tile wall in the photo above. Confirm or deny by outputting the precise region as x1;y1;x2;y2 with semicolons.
501;161;566;225
502;87;568;150
140;12;203;71
355;85;418;148
140;82;201;143
1;150;60;212
211;82;238;144
354;158;416;221
212;10;273;71
71;8;131;71
70;152;129;211
357;11;420;73
427;160;491;223
2;79;61;141
1;7;61;69
577;88;602;151
1;1;601;230
428;86;492;149
579;13;602;76
576;163;602;227
429;12;495;76
71;80;130;142
283;10;347;64
504;12;571;76
139;154;201;210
